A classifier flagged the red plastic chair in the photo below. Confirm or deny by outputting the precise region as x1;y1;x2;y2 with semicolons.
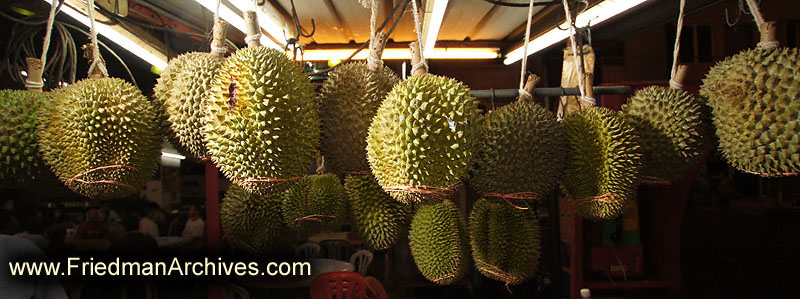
310;271;368;299
363;276;388;299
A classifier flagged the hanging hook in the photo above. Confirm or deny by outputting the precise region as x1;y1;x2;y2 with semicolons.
556;0;588;31
290;0;315;40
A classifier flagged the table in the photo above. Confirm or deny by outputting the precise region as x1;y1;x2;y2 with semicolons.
307;232;362;246
237;258;354;289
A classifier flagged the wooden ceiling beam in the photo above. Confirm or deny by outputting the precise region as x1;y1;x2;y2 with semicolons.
467;4;500;40
322;0;355;42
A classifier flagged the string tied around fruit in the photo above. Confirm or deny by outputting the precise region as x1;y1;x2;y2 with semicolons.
475;258;521;293
65;164;143;193
293;214;337;223
383;181;462;202
479;191;542;210
236;176;302;193
432;272;457;284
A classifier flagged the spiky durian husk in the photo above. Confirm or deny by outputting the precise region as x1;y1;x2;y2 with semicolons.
562;107;641;220
154;52;223;159
221;184;295;256
282;174;349;238
622;86;709;182
700;47;800;176
152;54;186;153
205;47;319;194
344;173;411;250
408;200;470;285
318;62;399;175
0;90;49;187
366;74;481;204
38;78;161;199
469;198;540;285
471;100;566;201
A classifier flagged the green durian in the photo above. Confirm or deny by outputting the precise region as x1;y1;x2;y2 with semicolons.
221;184;295;255
344;173;411;250
408;200;469;285
700;47;800;176
622;86;709;182
366;74;481;204
205;47;318;194
471;99;566;203
38;78;161;199
561;107;641;220
282;174;349;238
0;90;49;187
469;197;540;285
318;62;399;175
154;52;223;159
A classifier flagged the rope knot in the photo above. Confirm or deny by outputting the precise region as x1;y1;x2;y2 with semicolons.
244;33;262;44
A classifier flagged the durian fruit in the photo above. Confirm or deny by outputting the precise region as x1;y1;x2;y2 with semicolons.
700;47;800;176
0;90;49;187
38;78;161;199
471;99;566;203
221;184;295;255
205;47;318;193
469;197;540;285
282;174;349;238
366;74;481;203
318;62;399;175
154;52;223;159
622;86;709;182
344;173;411;250
408;200;470;285
561;107;641;220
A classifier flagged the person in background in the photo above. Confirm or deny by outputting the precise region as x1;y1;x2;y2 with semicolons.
0;211;68;298
75;207;109;239
14;212;49;249
99;201;119;222
109;216;158;256
44;224;77;258
181;205;205;248
133;207;159;238
147;201;168;234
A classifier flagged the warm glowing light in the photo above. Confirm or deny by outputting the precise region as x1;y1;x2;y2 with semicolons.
504;0;649;65
45;0;168;69
423;0;449;57
298;47;499;61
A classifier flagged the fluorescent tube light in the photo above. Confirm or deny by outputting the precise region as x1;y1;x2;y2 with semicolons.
298;47;499;61
45;0;168;69
503;0;649;65
423;0;449;57
161;152;186;160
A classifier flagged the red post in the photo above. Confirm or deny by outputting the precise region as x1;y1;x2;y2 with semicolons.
205;162;222;299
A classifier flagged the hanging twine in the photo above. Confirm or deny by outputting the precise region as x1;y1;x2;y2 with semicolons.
86;0;108;78
573;193;624;206
518;0;536;101
237;176;302;192
432;272;457;284
561;0;593;107
475;259;521;293
25;0;59;90
669;0;686;90
479;192;542;210
294;214;337;223
744;0;778;49
210;0;227;56
409;0;428;75
365;0;385;70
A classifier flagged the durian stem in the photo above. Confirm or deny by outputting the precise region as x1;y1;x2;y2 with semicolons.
211;19;229;57
758;21;778;49
518;74;540;102
670;65;688;90
367;32;388;72
581;72;595;108
24;58;44;92
83;43;106;79
409;41;427;75
243;10;261;48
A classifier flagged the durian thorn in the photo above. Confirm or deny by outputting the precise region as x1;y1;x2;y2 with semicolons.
741;168;798;177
